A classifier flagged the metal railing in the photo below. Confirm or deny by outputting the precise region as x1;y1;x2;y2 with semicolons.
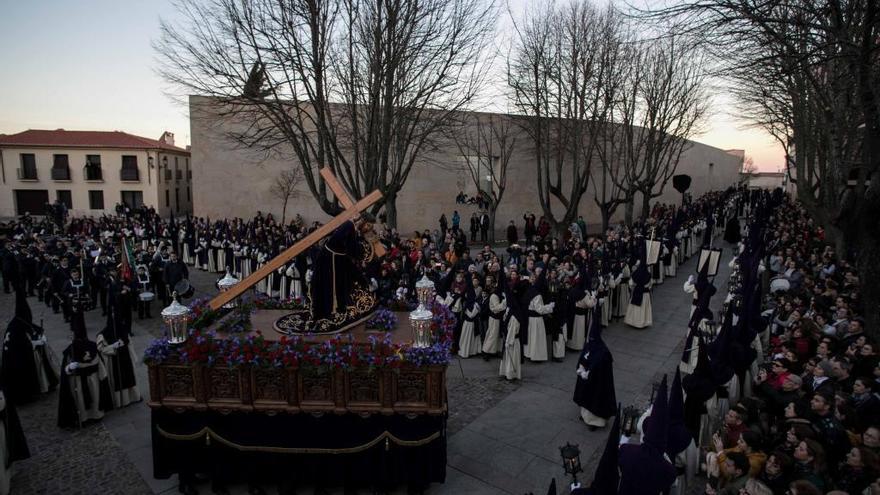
120;168;140;181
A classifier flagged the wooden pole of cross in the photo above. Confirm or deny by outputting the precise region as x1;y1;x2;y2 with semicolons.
208;168;384;311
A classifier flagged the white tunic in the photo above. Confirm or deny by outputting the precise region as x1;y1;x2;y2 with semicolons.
63;354;108;424
666;247;678;277
97;335;142;409
482;293;506;354
524;294;554;362
566;291;596;350
624;278;653;329
613;266;631;318
457;302;482;358
499;316;521;380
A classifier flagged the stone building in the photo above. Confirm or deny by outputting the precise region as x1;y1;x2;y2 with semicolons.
190;96;743;236
0;129;192;218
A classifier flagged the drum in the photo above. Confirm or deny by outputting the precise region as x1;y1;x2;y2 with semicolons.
139;291;155;302
173;279;195;299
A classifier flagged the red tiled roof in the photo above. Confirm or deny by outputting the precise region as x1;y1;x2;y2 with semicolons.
0;129;189;154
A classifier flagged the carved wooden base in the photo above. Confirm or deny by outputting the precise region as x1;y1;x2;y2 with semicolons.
149;364;447;415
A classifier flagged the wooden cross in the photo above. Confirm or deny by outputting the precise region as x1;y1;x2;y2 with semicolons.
208;168;385;310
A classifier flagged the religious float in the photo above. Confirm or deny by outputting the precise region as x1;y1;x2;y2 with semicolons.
145;170;450;490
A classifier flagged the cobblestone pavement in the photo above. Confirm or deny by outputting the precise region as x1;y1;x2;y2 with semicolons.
446;375;520;435
10;381;152;495
2;238;732;494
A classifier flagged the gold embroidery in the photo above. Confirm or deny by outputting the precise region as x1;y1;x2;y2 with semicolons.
155;426;441;453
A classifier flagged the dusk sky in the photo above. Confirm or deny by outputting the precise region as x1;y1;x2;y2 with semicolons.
0;0;783;172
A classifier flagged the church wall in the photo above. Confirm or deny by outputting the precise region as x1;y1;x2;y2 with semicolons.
190;96;743;237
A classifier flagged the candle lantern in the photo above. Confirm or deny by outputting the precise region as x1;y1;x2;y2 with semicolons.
216;268;240;309
415;275;435;310
559;442;583;485
162;292;192;345
409;275;436;348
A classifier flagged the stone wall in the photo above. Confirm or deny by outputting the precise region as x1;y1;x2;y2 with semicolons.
190;96;743;236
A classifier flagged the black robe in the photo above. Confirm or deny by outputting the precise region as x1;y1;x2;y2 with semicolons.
572;314;616;419
1;321;42;404
0;381;29;468
310;221;367;321
57;339;113;428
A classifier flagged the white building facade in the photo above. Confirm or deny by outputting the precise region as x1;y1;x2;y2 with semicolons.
0;130;192;218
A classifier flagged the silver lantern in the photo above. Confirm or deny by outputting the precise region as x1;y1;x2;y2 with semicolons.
409;275;436;348
162;293;192;345
216;268;240;309
414;275;435;310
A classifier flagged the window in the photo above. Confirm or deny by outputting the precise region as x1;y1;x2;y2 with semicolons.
120;155;139;181
186;159;191;181
164;169;172;181
85;155;103;181
52;155;71;180
165;189;170;207
56;190;73;209
186;187;190;201
18;154;38;180
175;188;180;211
120;190;143;209
88;190;104;210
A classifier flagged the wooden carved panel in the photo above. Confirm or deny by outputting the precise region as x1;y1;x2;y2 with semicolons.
208;368;241;399
348;371;380;403
396;371;427;404
253;368;286;401
162;366;195;398
301;372;332;402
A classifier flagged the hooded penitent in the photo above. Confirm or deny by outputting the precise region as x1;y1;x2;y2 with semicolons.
666;369;693;459
2;286;43;404
573;304;616;420
582;406;621;495
629;244;651;307
618;375;676;495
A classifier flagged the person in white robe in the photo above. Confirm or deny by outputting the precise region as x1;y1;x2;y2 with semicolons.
481;275;505;356
566;270;596;350
665;244;678;277
613;263;631;318
96;323;141;409
58;312;113;428
524;272;555;362
457;290;482;358
599;274;612;327
499;272;524;380
625;259;653;329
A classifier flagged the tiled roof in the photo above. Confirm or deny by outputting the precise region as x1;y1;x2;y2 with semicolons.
0;129;189;153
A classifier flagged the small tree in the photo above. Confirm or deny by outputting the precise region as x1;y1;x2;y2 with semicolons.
451;114;517;242
269;167;304;225
740;156;757;185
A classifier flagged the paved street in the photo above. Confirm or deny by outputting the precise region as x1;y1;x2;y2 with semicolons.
2;242;733;495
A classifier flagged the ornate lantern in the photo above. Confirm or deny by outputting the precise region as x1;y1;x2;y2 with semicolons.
216;268;240;309
621;405;641;437
559;442;583;485
409;275;436;348
162;292;191;345
415;275;435;310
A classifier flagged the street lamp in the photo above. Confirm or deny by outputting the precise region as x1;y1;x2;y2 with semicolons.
559;443;583;486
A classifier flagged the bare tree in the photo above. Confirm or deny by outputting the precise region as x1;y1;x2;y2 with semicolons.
451;113;517;242
611;36;710;223
640;0;880;335
269;167;304;224
740;155;757;185
156;0;497;227
507;2;622;234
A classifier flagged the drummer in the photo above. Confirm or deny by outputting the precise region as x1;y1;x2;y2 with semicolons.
162;251;189;305
135;264;153;319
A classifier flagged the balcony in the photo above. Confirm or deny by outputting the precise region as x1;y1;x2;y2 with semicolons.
187;170;192;181
51;167;71;181
175;170;182;181
17;167;38;181
84;166;103;182
120;168;140;182
164;169;172;181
